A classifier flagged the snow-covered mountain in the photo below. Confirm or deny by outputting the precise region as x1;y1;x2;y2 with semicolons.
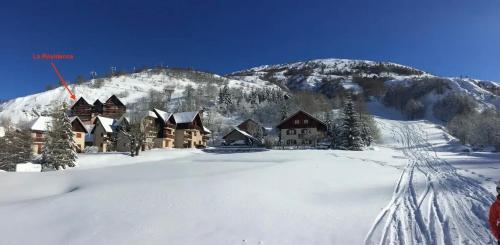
0;69;280;124
229;58;500;113
1;59;499;125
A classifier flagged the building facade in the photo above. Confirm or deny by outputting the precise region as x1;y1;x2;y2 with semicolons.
172;111;207;148
276;110;327;147
30;116;88;154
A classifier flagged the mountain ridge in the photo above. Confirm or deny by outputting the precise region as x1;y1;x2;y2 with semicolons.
1;58;499;125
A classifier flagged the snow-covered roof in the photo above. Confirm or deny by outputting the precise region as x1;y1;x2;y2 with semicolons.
173;111;198;124
203;126;211;134
96;116;116;133
0;126;5;137
115;114;129;125
147;111;158;119
153;108;172;122
85;124;95;133
234;127;255;140
30;116;52;131
224;127;257;142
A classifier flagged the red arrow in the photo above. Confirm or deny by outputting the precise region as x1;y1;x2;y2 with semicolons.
50;62;76;100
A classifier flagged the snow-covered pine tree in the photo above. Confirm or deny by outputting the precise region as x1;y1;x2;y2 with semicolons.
340;96;364;150
359;119;373;147
359;112;378;147
41;123;55;169
8;129;33;166
0;134;9;171
43;103;77;170
0;122;33;171
325;111;343;149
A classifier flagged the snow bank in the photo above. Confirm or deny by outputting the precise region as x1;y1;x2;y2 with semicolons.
15;162;42;172
0;148;403;245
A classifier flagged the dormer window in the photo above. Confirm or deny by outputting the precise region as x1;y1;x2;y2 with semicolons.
294;120;299;125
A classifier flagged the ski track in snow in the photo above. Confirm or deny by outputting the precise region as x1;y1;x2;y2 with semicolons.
364;121;496;245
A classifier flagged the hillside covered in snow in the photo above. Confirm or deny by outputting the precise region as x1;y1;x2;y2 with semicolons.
229;58;500;118
1;58;499;127
0;68;280;124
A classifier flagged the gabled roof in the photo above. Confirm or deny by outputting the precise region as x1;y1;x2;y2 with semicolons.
276;110;327;128
153;108;173;123
173;111;199;124
105;95;125;107
69;116;89;133
115;115;130;126
93;99;103;105
70;97;92;109
223;127;257;142
147;110;158;119
238;119;260;128
85;124;95;134
30;116;52;131
94;116;116;133
202;126;211;134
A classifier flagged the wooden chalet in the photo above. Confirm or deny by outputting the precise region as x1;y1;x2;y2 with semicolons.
103;95;126;119
237;119;266;138
70;97;93;122
223;127;259;146
30;116;52;154
172;111;207;148
91;116;116;152
92;99;104;117
69;116;89;153
276;110;327;147
30;115;88;154
152;108;176;148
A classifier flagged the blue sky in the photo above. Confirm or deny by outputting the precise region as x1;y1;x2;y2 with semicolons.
0;0;499;99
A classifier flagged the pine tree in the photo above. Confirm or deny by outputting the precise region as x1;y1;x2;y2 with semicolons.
43;103;77;170
9;129;33;164
340;96;364;150
42;125;55;169
359;112;377;146
0;128;33;171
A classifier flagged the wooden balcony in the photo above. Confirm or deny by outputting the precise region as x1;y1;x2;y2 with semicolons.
33;137;45;143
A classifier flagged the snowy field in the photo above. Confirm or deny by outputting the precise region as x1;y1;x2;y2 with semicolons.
0;119;498;245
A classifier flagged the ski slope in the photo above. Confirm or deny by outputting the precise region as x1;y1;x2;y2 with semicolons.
365;120;496;245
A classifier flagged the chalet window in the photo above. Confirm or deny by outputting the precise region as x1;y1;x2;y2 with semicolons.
76;133;82;138
194;131;197;136
294;120;299;125
301;129;308;134
291;129;296;135
304;119;308;124
36;132;43;137
101;133;104;137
